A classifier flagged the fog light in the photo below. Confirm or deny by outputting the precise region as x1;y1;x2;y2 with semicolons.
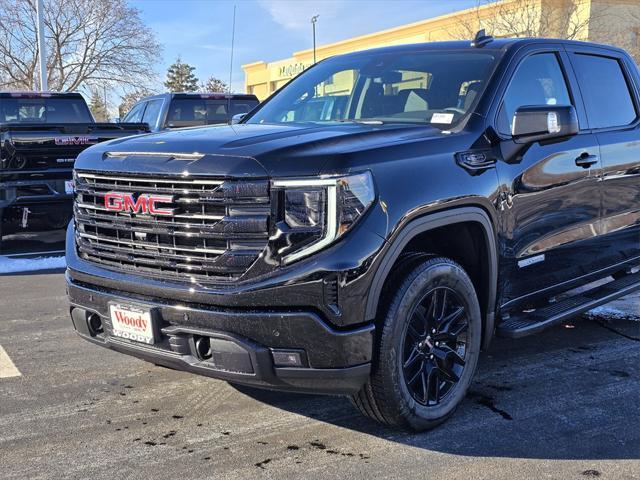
87;312;104;336
271;349;306;367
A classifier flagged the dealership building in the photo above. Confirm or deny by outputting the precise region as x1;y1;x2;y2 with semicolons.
242;0;640;100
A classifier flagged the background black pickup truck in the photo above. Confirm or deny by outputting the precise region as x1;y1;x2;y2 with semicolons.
121;92;260;133
0;92;148;253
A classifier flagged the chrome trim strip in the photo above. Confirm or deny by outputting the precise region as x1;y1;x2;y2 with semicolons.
77;172;223;185
77;232;226;255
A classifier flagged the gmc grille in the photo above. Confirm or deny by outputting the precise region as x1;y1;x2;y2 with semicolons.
73;170;270;283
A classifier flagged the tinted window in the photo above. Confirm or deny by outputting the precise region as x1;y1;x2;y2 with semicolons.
230;100;259;116
142;99;163;126
0;97;92;123
123;102;145;123
498;53;572;135
571;54;637;129
247;51;499;127
166;99;232;127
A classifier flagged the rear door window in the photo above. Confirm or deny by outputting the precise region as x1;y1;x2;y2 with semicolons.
0;97;93;123
570;53;637;129
166;99;231;127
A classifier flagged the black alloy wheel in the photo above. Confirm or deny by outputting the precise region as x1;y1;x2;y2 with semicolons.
350;256;482;431
401;287;468;406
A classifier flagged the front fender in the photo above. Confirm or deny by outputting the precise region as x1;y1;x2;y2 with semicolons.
364;205;498;349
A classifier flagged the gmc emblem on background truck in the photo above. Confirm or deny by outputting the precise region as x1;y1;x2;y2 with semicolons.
54;136;97;146
104;192;174;216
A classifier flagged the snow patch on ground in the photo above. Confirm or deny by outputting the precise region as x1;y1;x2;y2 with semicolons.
0;255;66;274
585;304;640;322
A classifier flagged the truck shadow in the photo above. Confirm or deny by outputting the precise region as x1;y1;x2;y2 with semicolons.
233;314;640;460
0;229;66;275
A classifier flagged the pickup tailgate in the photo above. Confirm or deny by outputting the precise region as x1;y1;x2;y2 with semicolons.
1;122;148;171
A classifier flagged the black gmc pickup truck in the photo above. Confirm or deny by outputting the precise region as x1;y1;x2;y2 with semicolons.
0;92;148;251
67;35;640;430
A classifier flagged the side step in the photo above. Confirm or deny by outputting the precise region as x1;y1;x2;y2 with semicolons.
497;270;640;338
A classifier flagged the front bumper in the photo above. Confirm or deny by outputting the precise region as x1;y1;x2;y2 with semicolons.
67;275;373;395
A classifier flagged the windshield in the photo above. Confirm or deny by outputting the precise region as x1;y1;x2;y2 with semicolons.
166;98;259;127
247;50;499;128
0;97;93;123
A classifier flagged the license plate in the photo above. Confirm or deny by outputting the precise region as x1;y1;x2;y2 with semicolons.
64;180;74;194
109;303;155;344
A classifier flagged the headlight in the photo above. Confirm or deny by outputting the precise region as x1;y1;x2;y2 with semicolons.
272;172;375;264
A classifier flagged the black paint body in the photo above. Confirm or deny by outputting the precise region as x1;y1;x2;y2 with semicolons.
67;39;640;394
0;92;148;250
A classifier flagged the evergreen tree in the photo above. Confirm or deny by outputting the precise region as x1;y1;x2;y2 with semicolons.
164;56;199;92
88;87;108;122
201;76;228;93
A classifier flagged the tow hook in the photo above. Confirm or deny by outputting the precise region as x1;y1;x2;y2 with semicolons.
21;207;30;229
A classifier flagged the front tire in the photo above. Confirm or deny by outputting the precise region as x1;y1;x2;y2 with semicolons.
351;256;482;431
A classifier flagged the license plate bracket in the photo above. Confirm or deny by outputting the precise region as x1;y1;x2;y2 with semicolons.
109;303;156;345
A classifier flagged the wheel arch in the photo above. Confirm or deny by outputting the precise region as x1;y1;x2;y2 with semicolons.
365;206;498;349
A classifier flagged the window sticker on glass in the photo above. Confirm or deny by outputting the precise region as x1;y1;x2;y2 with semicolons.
431;112;454;124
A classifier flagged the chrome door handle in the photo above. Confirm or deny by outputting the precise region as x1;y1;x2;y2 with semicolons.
575;153;598;168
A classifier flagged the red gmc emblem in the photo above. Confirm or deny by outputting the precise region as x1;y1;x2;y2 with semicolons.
104;192;174;216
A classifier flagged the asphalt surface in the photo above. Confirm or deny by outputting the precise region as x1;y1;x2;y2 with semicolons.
1;272;639;480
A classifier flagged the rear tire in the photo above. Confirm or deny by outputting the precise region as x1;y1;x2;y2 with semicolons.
351;256;482;431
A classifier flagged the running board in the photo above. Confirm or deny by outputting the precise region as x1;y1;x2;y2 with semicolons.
496;271;640;338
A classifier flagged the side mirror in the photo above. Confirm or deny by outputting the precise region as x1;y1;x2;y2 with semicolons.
512;105;578;144
231;113;246;125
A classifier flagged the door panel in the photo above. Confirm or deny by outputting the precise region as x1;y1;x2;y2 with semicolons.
597;130;640;268
566;50;640;269
496;135;602;306
492;50;604;308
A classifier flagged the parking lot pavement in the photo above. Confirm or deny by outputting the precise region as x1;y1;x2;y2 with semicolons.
0;273;639;480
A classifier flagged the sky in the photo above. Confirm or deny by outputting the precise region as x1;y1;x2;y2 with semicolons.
129;0;481;93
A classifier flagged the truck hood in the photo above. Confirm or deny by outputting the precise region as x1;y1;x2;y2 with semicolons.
75;122;447;177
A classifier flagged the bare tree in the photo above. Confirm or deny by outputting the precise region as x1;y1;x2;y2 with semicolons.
453;0;640;65
0;0;161;92
452;0;600;42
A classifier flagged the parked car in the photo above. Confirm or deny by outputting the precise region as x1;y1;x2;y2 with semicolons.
0;91;148;250
122;93;260;132
67;35;640;430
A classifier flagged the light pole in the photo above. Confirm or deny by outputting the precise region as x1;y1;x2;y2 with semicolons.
311;15;319;64
35;0;48;91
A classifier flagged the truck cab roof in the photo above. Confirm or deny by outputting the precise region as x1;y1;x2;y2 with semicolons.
342;36;628;54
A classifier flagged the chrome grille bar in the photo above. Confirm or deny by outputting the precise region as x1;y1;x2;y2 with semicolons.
73;170;270;283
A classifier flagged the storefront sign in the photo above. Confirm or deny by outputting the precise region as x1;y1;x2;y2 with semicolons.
278;63;309;79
